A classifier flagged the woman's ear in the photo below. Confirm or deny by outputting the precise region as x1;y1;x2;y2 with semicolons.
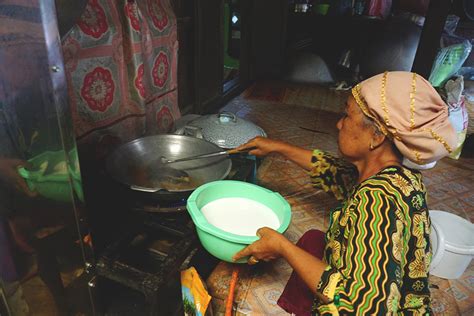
369;129;386;150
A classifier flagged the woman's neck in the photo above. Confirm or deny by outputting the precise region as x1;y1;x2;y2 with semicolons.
353;148;401;184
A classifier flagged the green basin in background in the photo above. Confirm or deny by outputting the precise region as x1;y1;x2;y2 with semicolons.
17;148;83;203
187;180;291;263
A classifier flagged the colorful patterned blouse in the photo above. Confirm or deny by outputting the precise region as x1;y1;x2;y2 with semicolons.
309;150;431;315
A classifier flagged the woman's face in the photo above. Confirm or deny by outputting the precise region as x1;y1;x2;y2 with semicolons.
336;96;374;161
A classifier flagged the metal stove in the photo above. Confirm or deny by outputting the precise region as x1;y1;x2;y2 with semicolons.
94;156;258;314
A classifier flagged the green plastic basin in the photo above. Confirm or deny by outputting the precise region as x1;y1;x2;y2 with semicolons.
17;148;84;203
186;180;291;263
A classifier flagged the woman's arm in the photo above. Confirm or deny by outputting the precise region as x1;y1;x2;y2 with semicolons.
237;137;358;200
236;137;314;170
232;228;328;296
308;150;358;201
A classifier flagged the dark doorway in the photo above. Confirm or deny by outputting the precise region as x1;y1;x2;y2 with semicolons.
223;0;241;90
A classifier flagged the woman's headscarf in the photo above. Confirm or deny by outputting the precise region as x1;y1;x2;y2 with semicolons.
352;71;457;164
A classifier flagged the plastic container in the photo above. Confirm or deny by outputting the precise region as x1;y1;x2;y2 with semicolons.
17;149;84;203
187;180;291;263
430;210;474;279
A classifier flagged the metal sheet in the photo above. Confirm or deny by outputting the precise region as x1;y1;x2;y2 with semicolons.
0;1;94;314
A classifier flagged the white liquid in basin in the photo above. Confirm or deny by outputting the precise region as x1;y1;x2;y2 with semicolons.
201;197;281;236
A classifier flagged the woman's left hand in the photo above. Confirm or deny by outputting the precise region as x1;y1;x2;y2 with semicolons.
0;158;37;197
232;227;289;264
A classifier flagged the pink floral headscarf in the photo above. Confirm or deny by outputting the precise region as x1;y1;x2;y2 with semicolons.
352;71;457;164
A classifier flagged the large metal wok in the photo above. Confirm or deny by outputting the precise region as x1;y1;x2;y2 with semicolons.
105;135;232;202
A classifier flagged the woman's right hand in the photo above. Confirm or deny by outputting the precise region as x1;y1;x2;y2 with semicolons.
235;136;287;157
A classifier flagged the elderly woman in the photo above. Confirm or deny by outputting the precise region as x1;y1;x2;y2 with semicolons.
233;72;457;315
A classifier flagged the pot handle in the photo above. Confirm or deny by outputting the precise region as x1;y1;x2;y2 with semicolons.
183;125;203;139
218;112;237;124
130;185;162;193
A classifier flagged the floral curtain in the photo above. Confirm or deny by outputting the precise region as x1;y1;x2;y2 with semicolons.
62;0;180;160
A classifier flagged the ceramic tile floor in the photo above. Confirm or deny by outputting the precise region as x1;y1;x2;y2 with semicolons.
206;84;474;315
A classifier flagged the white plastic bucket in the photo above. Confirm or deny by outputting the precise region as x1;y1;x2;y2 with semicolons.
430;210;474;279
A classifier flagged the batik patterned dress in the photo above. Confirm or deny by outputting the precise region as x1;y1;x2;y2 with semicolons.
309;150;431;315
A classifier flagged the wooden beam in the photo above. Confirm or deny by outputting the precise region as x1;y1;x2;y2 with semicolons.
412;0;453;79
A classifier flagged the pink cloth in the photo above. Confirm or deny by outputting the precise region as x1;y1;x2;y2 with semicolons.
62;0;180;160
277;229;326;316
353;71;457;164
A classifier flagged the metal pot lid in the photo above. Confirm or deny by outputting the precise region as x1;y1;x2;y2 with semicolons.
187;112;266;148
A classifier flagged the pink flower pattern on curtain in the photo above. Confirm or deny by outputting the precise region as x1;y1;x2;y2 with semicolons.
62;0;180;160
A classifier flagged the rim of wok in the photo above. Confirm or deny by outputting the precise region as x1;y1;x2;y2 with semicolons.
105;135;232;193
